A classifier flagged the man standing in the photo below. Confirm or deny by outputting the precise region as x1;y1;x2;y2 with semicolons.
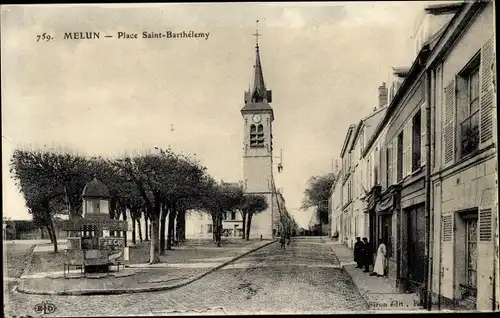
362;237;373;273
354;237;363;268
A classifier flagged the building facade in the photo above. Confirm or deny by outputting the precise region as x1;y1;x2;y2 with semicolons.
332;2;497;310
427;1;497;311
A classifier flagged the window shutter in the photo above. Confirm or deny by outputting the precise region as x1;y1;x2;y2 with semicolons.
444;80;456;164
402;127;408;177
442;214;453;241
479;207;493;242
392;138;398;184
480;37;494;144
387;144;392;187
406;123;412;175
421;103;427;167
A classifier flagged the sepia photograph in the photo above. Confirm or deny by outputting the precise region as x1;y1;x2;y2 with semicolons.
1;1;497;316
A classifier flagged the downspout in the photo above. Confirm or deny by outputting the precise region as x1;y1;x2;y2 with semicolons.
424;67;433;310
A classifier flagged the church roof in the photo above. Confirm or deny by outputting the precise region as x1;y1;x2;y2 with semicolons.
82;177;110;199
251;46;267;102
241;101;273;112
242;24;273;110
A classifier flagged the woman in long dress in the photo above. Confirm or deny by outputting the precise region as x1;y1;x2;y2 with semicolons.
373;239;387;277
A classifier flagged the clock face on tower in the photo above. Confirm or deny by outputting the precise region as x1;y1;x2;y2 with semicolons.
252;114;262;123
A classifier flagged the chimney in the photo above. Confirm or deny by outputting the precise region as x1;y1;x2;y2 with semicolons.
378;82;388;108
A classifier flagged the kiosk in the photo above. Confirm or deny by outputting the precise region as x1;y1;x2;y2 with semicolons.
61;177;128;277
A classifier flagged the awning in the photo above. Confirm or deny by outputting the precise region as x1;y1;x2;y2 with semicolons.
376;194;394;214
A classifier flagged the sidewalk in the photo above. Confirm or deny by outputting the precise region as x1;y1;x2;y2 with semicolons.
15;239;276;296
323;238;424;312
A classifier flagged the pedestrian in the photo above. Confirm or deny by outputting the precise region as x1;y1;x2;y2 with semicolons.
354;237;363;268
280;233;286;250
286;231;291;245
372;239;387;277
362;237;373;273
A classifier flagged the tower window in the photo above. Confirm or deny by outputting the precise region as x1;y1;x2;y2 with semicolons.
250;124;265;148
250;125;257;147
257;124;264;147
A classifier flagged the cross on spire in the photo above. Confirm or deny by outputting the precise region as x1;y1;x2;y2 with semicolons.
252;19;261;48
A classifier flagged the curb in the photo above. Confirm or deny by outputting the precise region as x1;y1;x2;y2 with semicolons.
16;239;277;296
19;244;37;279
321;238;371;310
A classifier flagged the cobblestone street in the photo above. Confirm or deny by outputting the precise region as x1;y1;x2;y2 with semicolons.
6;237;368;316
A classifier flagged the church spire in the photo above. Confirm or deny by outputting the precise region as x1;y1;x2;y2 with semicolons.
251;20;268;103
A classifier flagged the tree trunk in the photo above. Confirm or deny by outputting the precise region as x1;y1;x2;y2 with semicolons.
241;212;247;239
160;202;168;254
109;198;117;236
145;216;149;241
122;207;128;247
49;220;58;253
138;219;143;242
132;217;137;245
212;213;217;242
246;213;253;240
215;212;222;247
46;225;54;242
149;215;160;264
176;208;186;243
167;201;177;250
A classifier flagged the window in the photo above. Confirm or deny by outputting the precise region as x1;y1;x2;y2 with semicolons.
397;132;403;182
412;110;422;171
374;147;379;185
250;125;257;147
386;144;392;187
460;67;480;158
257;124;265;147
207;224;213;234
359;130;364;158
366;158;372;191
231;211;236;220
420;103;427;167
347;181;352;202
403;122;412;177
91;200;100;213
250;124;265;148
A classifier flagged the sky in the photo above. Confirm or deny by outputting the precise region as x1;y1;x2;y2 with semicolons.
1;2;441;225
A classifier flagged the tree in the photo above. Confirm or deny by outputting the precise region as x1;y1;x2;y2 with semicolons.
9;149;76;252
113;153;164;264
240;194;268;240
196;180;244;246
301;173;336;224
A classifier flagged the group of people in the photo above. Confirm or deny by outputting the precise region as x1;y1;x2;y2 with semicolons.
279;232;291;249
353;237;387;277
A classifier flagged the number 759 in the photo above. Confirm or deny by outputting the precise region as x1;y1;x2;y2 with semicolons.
37;33;52;42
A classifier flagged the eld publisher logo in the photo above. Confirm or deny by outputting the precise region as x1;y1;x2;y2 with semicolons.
34;301;57;314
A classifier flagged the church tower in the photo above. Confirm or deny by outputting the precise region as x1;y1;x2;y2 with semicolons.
241;21;275;239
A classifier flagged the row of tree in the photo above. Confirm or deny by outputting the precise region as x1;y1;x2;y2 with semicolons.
301;172;337;234
10;147;269;264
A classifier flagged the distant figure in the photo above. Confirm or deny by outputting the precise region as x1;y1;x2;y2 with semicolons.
362;237;373;273
286;232;291;245
354;237;363;268
372;239;387;277
279;233;286;250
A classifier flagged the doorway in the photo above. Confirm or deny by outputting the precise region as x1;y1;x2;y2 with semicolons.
407;204;426;292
